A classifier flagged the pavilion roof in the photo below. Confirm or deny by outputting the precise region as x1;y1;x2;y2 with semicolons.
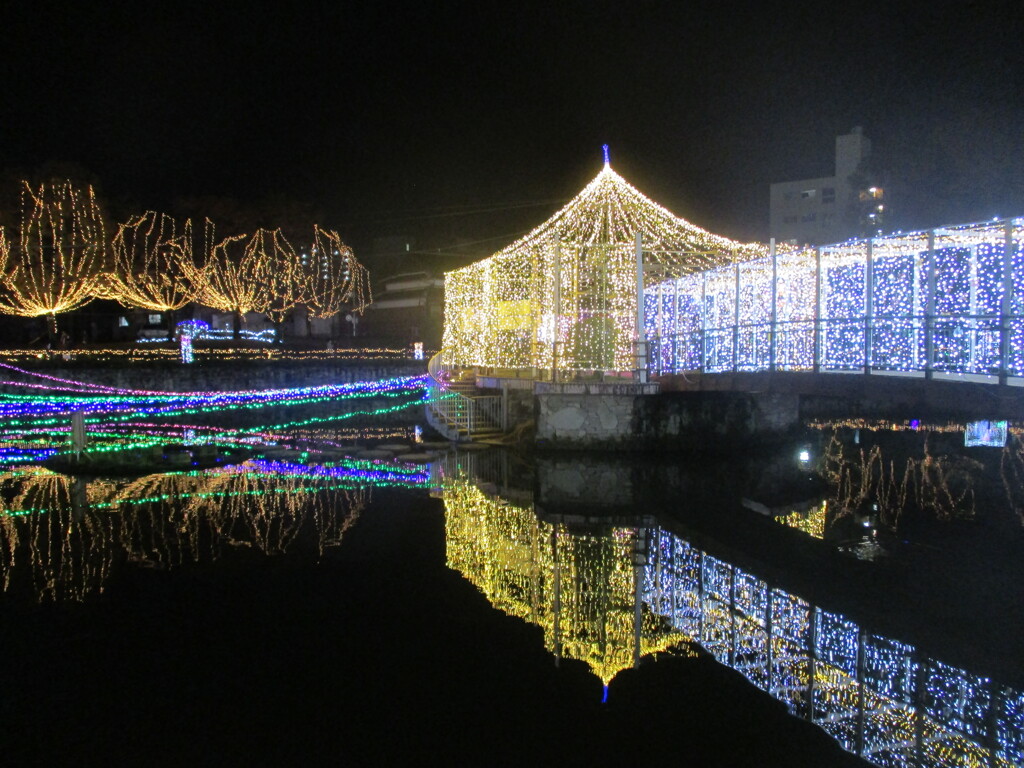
490;163;769;272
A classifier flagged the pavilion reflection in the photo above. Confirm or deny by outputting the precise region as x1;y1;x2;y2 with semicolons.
443;476;688;686
439;454;1024;768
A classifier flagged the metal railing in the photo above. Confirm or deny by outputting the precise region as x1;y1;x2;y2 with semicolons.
645;218;1024;385
425;353;503;440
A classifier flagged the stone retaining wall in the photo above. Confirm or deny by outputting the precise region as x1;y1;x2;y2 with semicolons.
536;386;802;453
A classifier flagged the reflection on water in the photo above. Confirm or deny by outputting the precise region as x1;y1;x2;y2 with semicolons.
760;424;1024;556
0;456;428;602
438;450;1024;768
646;530;1023;768
820;429;979;530
1;404;1022;766
443;476;689;686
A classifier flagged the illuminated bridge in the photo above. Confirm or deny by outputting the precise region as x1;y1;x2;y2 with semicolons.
442;157;1024;389
645;218;1024;387
436;161;1024;445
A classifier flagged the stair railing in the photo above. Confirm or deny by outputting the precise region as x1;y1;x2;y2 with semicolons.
425;352;502;441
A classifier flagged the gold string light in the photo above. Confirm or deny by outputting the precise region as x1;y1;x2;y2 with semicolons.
443;162;771;373
255;228;305;325
0;181;106;334
182;221;274;324
101;212;196;312
0;226;9;275
306;226;371;318
0;175;373;337
180;222;372;332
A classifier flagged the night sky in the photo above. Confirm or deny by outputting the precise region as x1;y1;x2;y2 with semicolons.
3;1;1023;270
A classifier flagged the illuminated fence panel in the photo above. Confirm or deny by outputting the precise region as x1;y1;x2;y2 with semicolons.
676;275;704;370
1010;227;1024;377
732;569;768;627
737;257;773;370
870;234;924;373
813;664;860;753
734;613;770;689
771;588;812;644
862;694;917;768
822;243;868;371
701;602;734;665
700;553;734;663
1008;225;1024;377
703;267;737;372
670;539;704;640
772;640;812;718
647;218;1024;384
775;249;817;370
702;552;732;602
996;686;1024;764
647;282;678;373
815;609;860;679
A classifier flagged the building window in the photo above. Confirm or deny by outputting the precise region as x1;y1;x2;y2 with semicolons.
822;187;835;203
800;189;816;199
801;213;817;222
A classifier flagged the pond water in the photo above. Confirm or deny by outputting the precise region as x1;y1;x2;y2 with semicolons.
0;400;1021;766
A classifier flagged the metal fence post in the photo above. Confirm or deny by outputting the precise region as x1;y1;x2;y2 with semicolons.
635;232;648;383
673;277;679;373
732;262;741;372
553;240;561;383
1000;219;1014;385
865;238;874;374
814;247;822;374
701;271;708;373
770;238;778;372
925;230;936;379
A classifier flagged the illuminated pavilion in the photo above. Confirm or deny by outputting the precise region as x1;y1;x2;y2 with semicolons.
442;154;770;376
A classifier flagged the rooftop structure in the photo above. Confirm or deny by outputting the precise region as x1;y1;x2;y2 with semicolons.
769;127;882;246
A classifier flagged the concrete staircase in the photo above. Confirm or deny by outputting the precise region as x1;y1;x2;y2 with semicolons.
425;354;504;442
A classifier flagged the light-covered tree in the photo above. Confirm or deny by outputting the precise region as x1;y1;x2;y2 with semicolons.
100;212;196;338
0;181;106;340
255;229;306;343
0;227;9;275
182;221;271;340
304;226;371;321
